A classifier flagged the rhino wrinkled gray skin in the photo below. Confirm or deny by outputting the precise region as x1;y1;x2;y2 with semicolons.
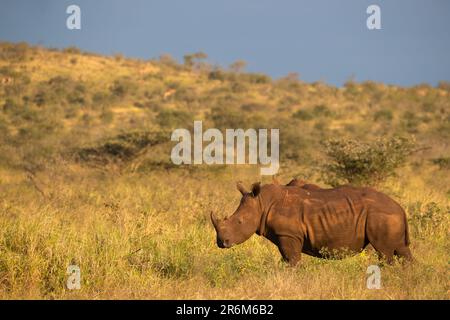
211;180;413;266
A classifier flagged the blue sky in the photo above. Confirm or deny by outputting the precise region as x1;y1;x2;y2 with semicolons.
0;0;449;86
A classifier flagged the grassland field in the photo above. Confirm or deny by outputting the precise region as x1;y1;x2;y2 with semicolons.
0;42;448;299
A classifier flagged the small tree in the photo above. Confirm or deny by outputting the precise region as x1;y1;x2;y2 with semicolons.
183;52;208;68
229;60;247;73
321;136;415;187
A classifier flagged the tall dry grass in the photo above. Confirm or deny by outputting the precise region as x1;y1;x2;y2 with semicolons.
0;164;448;299
0;42;448;299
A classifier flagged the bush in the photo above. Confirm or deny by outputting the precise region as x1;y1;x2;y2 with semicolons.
0;66;19;78
76;131;169;165
131;238;194;279
31;76;88;107
242;73;271;84
92;91;112;107
407;202;447;239
240;102;269;112
431;157;450;170
67;84;86;105
110;77;137;98
33;91;47;107
173;86;197;104
209;107;247;128
312;104;332;117
63;46;81;54
2;98;20;113
208;69;226;81
277;122;310;163
100;109;114;124
156;109;194;129
321;136;415;186
293;109;313;121
402;111;420;133
203;250;263;287
1;67;31;97
374;109;393;122
0;42;30;61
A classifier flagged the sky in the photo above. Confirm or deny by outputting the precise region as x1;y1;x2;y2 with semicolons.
0;0;449;86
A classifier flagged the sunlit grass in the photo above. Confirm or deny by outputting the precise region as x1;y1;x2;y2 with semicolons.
0;167;448;299
0;42;448;299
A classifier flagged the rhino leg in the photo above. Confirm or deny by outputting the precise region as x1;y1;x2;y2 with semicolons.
277;236;302;266
394;246;414;263
373;246;413;264
373;247;395;264
366;212;412;264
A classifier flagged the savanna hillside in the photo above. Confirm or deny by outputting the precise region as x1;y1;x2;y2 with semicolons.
0;42;448;299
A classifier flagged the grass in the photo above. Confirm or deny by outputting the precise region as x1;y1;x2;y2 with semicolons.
0;167;448;299
0;42;448;299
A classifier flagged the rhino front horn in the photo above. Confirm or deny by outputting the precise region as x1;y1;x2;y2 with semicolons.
210;211;219;229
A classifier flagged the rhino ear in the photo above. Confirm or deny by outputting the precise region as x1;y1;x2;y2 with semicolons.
272;176;280;185
251;182;261;197
236;181;249;196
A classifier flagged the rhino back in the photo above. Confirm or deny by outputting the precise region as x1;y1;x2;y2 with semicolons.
267;187;373;255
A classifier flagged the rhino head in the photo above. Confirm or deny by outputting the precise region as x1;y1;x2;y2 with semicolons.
211;182;262;249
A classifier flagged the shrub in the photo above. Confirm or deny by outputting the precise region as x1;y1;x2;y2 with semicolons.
156;109;194;129
2;98;20;112
1;67;31;97
100;109;114;124
209;107;247;128
243;73;271;84
407;202;447;239
67;84;86;105
158;53;178;66
131;238;194;279
431;157;450;170
437;81;450;91
321;136;415;186
240;102;268;112
183;52;208;69
63;46;81;54
33;91;47;107
344;78;359;97
75;131;169;165
278;122;310;163
312;104;332;117
402;111;420;133
374;109;393;122
173;86;197;104
31;76;88;107
230;80;248;93
229;60;247;73
0;66;19;77
3;100;45;127
208;69;226;81
0;42;30;61
203;250;260;287
110;77;137;98
92;91;112;107
293;109;313;121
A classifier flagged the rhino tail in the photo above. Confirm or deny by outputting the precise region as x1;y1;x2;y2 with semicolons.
404;210;410;246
